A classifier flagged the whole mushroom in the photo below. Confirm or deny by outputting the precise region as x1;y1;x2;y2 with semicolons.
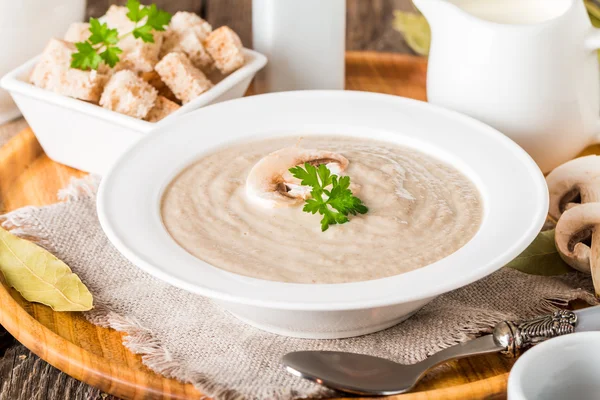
546;155;600;222
555;203;600;296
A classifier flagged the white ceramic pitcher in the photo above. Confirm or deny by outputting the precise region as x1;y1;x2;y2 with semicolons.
414;0;600;173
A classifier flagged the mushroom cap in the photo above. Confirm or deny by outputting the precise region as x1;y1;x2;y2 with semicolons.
546;155;600;221
245;147;349;208
554;202;600;273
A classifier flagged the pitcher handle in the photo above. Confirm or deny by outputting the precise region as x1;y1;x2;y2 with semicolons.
586;27;600;142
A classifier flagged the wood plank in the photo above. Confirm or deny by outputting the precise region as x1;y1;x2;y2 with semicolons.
346;0;414;53
86;0;420;53
0;326;14;356
0;345;119;400
86;0;204;18
204;0;252;47
202;0;417;52
0;53;517;400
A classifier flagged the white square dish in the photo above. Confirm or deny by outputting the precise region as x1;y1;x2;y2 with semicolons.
0;48;267;175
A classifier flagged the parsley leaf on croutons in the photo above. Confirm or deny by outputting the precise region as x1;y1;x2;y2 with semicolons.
71;41;103;70
143;4;172;31
126;0;146;22
71;0;171;70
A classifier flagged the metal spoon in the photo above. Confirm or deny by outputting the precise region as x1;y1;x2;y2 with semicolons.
283;308;600;396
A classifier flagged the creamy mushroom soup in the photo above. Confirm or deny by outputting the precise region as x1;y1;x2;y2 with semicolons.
161;136;483;284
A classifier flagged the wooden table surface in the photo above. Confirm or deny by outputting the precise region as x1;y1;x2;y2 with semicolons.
0;50;514;400
0;2;419;399
86;0;418;54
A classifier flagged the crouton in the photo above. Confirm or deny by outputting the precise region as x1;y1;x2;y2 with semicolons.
161;12;214;72
63;23;114;75
145;95;180;122
104;5;162;73
118;32;164;73
168;11;212;41
141;71;180;103
100;70;157;119
104;5;134;32
179;31;214;71
203;26;245;75
64;22;91;42
30;39;108;103
162;30;214;72
155;52;213;104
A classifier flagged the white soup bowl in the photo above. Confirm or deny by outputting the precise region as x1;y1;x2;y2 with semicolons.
97;91;548;339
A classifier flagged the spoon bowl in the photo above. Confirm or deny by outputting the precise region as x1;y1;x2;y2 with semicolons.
283;335;502;395
284;351;417;395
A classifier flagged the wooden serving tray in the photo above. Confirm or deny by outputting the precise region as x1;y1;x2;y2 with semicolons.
0;52;519;400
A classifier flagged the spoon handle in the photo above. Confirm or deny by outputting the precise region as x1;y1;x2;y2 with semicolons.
416;334;502;372
415;310;580;382
420;309;582;371
493;309;578;357
282;309;587;396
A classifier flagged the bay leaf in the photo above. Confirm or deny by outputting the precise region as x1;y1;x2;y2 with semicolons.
392;11;431;56
0;227;93;311
586;0;600;23
506;230;573;276
585;0;600;62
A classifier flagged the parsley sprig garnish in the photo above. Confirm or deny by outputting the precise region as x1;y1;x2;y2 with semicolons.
289;163;368;231
71;0;171;70
127;1;171;42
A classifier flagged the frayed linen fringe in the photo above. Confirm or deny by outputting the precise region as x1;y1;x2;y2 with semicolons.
0;176;294;400
421;290;597;357
0;176;597;400
57;175;101;201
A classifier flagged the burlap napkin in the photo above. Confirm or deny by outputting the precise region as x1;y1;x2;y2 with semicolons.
0;176;596;400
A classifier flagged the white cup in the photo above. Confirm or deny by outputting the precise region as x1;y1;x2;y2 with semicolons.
0;0;85;124
252;0;346;93
508;332;600;400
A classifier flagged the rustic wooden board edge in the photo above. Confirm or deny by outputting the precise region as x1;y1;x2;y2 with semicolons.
0;285;200;399
0;130;202;400
348;373;508;400
0;53;510;400
0;259;510;400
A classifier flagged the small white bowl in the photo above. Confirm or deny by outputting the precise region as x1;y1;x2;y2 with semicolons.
0;49;267;175
97;91;548;339
508;332;600;400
